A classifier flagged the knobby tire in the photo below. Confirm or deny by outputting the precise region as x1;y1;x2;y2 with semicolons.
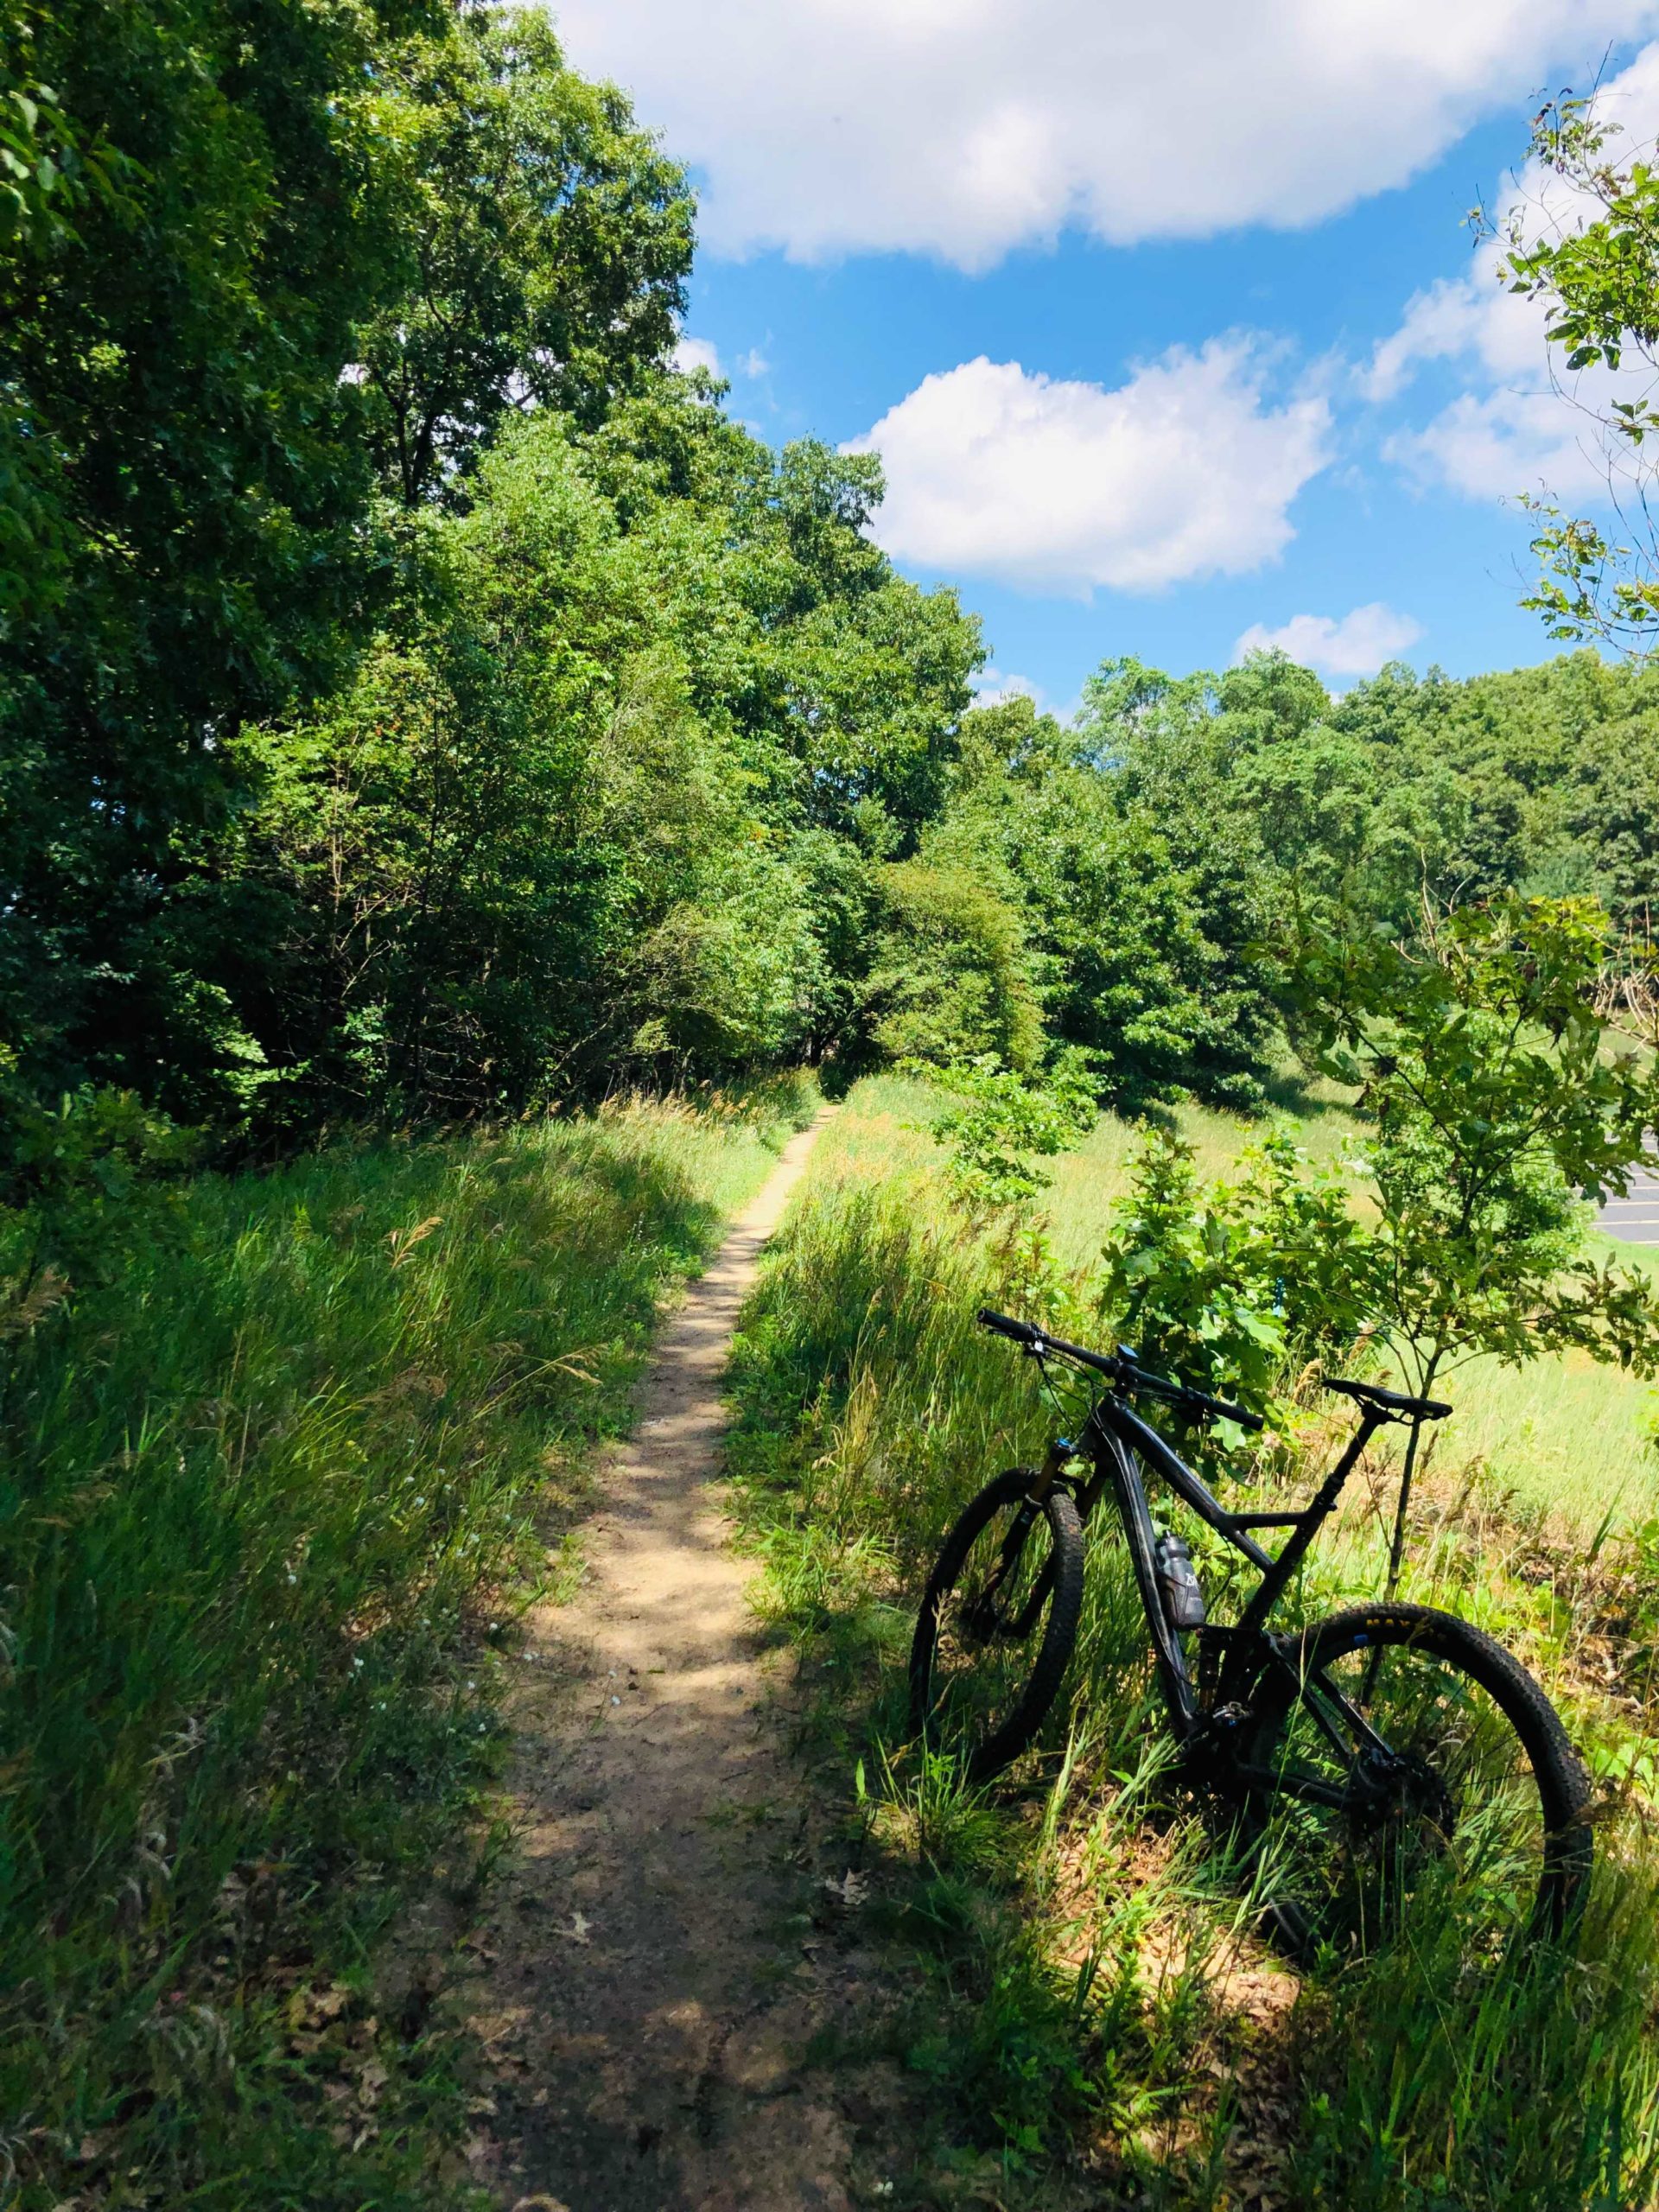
907;1468;1084;1786
1243;1601;1592;1961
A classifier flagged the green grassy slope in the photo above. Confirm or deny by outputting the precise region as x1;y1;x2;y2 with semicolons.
726;1076;1659;2210
0;1078;817;2211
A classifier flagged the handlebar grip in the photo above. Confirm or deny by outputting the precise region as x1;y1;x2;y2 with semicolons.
976;1307;1040;1345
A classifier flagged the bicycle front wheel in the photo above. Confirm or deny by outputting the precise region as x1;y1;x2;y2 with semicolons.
907;1468;1084;1785
1241;1604;1592;1961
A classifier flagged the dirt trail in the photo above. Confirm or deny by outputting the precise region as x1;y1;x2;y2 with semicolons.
466;1108;906;2211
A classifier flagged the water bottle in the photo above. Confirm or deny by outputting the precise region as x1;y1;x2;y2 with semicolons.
1154;1531;1205;1630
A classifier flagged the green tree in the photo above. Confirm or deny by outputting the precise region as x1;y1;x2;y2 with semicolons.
0;0;448;1133
235;411;829;1124
1293;892;1659;1588
359;7;694;506
985;677;1285;1105
0;3;128;625
582;385;982;850
1483;92;1659;651
1064;645;1659;1035
864;856;1043;1075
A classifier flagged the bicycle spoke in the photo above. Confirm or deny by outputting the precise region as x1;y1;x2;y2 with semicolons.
1250;1634;1551;1956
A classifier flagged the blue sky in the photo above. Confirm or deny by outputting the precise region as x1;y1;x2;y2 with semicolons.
554;3;1659;713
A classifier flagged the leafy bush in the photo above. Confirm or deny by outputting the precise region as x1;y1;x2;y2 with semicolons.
865;857;1045;1076
1294;892;1659;1582
925;1052;1098;1214
1096;1124;1371;1455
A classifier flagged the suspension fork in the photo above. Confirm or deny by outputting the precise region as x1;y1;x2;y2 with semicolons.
970;1437;1078;1637
1027;1433;1080;1503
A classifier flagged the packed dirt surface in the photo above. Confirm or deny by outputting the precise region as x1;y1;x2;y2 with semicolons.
465;1109;913;2211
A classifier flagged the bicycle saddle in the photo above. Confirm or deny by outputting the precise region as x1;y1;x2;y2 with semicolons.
1324;1376;1452;1421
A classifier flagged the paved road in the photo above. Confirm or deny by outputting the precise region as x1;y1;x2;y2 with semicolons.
1599;1144;1659;1244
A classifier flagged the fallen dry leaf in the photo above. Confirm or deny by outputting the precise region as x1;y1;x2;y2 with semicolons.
822;1869;868;1908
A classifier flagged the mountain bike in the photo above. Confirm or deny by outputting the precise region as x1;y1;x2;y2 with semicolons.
907;1310;1593;1958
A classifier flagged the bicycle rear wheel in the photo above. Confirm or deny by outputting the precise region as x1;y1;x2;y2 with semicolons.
907;1468;1084;1785
1240;1604;1592;1962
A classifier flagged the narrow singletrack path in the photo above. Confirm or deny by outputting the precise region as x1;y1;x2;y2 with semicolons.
466;1108;907;2211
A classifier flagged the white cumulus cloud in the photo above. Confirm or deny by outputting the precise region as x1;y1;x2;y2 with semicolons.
553;0;1659;270
1383;390;1624;501
1370;42;1659;499
673;334;723;377
1234;603;1423;676
973;668;1048;709
848;343;1331;595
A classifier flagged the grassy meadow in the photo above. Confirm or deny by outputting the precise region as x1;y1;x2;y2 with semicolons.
0;1078;817;2211
822;1075;1659;1529
727;1075;1659;2211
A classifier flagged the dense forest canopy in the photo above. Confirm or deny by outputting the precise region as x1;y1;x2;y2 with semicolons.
4;0;1659;1173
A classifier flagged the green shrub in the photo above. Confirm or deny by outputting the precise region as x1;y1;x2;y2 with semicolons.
925;1052;1098;1216
1096;1123;1372;1459
865;858;1045;1076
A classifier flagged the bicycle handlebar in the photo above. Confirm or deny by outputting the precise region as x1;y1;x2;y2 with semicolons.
976;1308;1265;1433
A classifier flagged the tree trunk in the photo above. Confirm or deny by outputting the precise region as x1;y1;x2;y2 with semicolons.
1382;1353;1441;1601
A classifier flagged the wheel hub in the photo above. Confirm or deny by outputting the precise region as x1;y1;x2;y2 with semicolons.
1349;1745;1457;1846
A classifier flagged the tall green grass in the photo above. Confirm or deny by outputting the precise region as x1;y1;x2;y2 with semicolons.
0;1079;815;2211
728;1079;1659;2209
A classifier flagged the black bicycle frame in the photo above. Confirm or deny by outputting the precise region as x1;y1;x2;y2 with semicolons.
1066;1389;1389;1734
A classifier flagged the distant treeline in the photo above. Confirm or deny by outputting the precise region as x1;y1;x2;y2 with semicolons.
4;0;1657;1166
